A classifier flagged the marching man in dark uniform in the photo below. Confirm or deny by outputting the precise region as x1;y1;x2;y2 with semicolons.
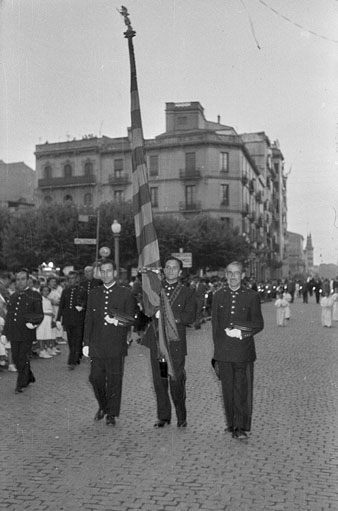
56;271;87;370
142;257;195;428
82;260;136;426
212;261;264;440
2;269;43;393
80;265;102;302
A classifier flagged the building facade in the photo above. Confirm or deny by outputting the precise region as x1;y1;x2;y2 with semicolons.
287;231;306;277
0;160;36;211
35;101;288;280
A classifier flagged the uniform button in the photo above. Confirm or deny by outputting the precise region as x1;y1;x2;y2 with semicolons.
231;311;234;314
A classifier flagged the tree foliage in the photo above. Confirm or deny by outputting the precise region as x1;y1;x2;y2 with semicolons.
1;202;249;274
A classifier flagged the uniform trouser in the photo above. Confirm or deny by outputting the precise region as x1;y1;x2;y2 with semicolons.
64;325;83;365
89;357;125;416
218;361;254;432
150;353;186;422
11;340;34;389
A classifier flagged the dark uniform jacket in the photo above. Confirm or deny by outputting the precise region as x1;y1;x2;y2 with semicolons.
83;284;136;359
57;285;87;326
79;277;102;300
3;288;43;342
212;285;264;363
142;282;196;359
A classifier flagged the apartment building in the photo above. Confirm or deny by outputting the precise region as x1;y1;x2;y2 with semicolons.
35;101;287;279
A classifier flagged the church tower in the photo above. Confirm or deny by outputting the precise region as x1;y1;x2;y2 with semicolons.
304;233;314;274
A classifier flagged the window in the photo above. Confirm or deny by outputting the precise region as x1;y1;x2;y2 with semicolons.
44;165;52;179
149;155;159;176
84;161;93;176
64;164;72;178
185;185;196;205
64;194;73;202
185;152;196;172
114;159;124;178
150;187;158;207
114;190;124;202
84;193;92;206
221;184;229;205
220;152;229;172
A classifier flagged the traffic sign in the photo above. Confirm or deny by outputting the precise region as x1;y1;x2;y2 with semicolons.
74;238;97;245
171;252;192;268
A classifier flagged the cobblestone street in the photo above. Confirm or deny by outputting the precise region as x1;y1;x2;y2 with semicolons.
1;297;338;511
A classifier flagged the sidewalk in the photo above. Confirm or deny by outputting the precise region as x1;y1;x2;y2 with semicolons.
1;298;337;510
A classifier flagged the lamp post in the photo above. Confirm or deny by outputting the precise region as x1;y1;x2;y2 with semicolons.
111;220;121;281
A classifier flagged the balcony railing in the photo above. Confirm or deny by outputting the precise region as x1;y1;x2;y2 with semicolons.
179;201;202;211
179;169;202;180
38;175;96;188
108;173;131;186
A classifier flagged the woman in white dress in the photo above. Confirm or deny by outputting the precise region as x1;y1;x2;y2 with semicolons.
36;285;58;358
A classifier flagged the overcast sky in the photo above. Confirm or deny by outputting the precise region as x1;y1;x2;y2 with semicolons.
1;0;337;265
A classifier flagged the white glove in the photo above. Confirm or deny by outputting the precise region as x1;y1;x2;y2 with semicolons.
155;310;160;319
225;328;242;339
75;306;83;312
82;346;89;357
104;315;119;326
0;335;7;345
56;321;62;329
25;322;37;330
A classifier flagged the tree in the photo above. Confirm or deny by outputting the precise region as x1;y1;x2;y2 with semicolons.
183;215;250;272
0;207;11;269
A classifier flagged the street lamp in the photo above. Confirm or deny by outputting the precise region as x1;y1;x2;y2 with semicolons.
111;219;121;281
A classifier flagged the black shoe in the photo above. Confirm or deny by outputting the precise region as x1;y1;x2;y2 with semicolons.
15;387;24;394
28;372;36;384
232;428;248;440
94;409;105;421
154;419;171;428
177;420;187;428
106;415;116;426
68;364;75;370
225;426;234;433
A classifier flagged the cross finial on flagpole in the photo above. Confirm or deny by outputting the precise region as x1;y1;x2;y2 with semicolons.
119;5;136;38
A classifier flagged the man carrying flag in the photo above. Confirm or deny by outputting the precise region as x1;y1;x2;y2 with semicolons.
120;8;195;427
142;257;195;427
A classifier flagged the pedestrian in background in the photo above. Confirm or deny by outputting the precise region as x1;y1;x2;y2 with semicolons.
83;260;136;426
212;261;264;440
320;291;333;328
274;292;288;326
142;257;195;428
283;290;292;320
36;285;59;358
2;270;43;393
332;291;338;322
56;271;87;370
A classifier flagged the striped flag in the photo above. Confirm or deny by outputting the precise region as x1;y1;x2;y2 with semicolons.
125;23;161;317
122;13;180;378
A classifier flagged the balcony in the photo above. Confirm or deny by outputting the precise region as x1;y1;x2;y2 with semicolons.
179;169;202;180
255;191;262;203
241;175;248;186
38;174;96;188
179;201;202;212
220;199;229;208
108;173;131;186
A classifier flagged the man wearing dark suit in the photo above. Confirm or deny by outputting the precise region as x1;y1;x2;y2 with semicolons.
56;271;87;369
142;257;196;428
79;266;102;302
82;260;136;426
2;270;43;393
212;261;264;440
192;276;209;329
